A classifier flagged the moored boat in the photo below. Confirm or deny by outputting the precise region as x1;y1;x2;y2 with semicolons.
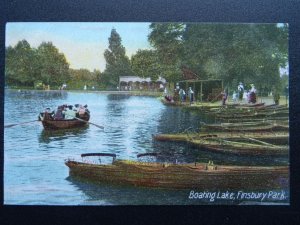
201;122;289;132
153;132;289;145
153;133;289;156
65;153;288;190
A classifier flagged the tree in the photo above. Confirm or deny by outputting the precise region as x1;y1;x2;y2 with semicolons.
131;49;161;80
5;40;38;87
68;68;100;89
37;42;70;87
182;23;288;90
102;28;132;88
148;23;185;83
148;23;288;92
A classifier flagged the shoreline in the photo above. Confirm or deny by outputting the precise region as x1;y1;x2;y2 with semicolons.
5;88;289;106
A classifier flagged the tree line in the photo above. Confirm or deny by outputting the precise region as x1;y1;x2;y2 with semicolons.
5;23;288;93
102;23;288;94
5;40;100;90
145;23;288;93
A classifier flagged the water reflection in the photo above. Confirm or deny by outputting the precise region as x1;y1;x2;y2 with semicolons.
66;176;289;205
66;176;194;205
39;127;89;144
106;94;131;101
6;89;68;100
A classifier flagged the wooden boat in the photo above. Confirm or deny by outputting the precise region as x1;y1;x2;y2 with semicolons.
234;102;265;108
186;138;288;156
201;122;289;132
153;132;289;145
65;153;288;190
215;110;288;119
217;117;288;123
160;97;187;106
38;106;90;129
154;133;288;156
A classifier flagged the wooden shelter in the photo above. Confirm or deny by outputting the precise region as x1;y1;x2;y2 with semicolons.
178;79;223;102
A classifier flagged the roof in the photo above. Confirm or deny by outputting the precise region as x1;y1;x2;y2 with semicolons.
178;79;222;83
119;76;166;83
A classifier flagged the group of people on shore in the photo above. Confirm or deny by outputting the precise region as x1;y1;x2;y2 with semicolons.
234;82;257;104
164;85;195;105
163;81;258;106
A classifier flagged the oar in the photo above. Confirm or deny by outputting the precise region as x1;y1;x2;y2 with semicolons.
4;120;38;128
73;117;104;129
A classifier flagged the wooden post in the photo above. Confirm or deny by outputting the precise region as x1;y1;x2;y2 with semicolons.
200;81;203;102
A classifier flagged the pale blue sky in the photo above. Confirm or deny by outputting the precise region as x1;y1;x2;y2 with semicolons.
6;22;152;71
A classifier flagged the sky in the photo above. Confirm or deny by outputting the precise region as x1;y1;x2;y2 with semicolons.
5;22;152;71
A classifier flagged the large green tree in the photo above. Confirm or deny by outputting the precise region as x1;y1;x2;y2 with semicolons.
102;28;132;88
182;24;288;90
5;40;39;87
5;40;70;88
37;42;70;87
148;23;288;91
148;23;185;83
131;49;161;80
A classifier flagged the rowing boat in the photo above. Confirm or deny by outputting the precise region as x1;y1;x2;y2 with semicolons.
201;122;289;132
65;153;288;190
153;133;288;155
153;132;289;145
38;106;90;129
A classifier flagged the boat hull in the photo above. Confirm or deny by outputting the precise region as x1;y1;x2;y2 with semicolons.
42;118;88;129
65;160;288;190
40;113;90;130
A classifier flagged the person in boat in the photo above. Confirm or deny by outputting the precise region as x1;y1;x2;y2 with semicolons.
78;105;86;117
237;82;244;101
63;105;77;120
249;84;257;103
54;106;64;120
43;107;54;120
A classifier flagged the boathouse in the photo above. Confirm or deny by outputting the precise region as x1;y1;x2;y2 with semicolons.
119;76;167;91
178;66;223;102
178;79;223;102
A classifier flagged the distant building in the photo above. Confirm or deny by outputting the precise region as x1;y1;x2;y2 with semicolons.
119;76;167;91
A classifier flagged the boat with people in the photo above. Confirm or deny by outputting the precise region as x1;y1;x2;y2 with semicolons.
65;153;288;190
38;104;90;129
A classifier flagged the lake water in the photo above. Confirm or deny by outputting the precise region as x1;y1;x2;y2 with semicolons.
4;90;289;205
